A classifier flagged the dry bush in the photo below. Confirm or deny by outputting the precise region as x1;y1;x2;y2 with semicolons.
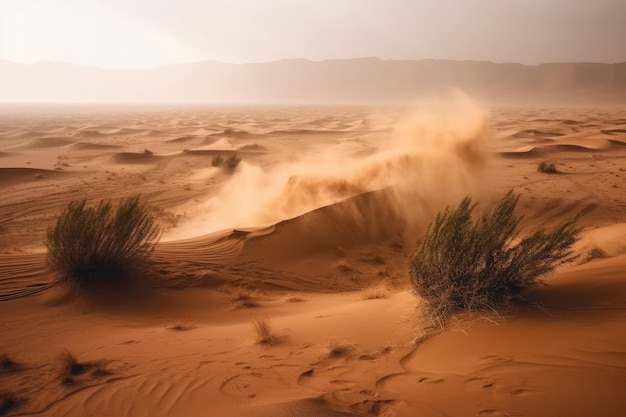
230;289;259;308
166;321;195;331
224;153;241;168
46;196;161;285
336;262;352;272
284;293;305;302
58;350;87;385
409;191;582;325
211;153;241;169
587;246;608;260
0;389;22;415
251;317;278;345
90;360;112;377
537;161;559;174
143;148;154;155
0;353;16;370
327;339;357;356
360;283;389;300
211;154;224;167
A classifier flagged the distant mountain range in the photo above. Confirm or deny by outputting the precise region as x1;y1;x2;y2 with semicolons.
1;58;625;105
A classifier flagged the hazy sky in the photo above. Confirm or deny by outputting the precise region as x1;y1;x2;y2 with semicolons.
1;0;625;69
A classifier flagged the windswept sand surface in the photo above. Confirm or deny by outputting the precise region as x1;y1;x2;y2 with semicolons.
1;103;626;416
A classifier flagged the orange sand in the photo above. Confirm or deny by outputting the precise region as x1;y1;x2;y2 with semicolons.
1;103;625;416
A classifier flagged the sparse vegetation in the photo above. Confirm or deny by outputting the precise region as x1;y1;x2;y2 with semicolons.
537;161;559;173
327;339;357;356
585;246;609;262
211;153;241;169
360;283;389;300
211;154;224;167
90;360;112;377
230;289;259;308
408;191;582;325
224;153;241;168
46;195;161;284
336;262;353;272
251;317;278;345
166;321;195;331
0;389;22;415
0;353;16;370
58;350;87;385
143;148;154;155
284;293;305;302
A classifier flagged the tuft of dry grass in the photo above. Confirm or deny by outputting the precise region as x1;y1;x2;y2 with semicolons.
284;293;305;302
90;360;112;377
360;283;389;300
327;339;357;356
251;317;279;345
0;389;22;415
0;353;17;370
336;262;352;273
58;350;87;385
537;161;559;174
166;320;195;331
57;351;115;384
585;246;609;262
230;289;259;308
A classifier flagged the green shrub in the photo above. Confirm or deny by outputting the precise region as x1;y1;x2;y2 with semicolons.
46;196;161;284
408;191;581;323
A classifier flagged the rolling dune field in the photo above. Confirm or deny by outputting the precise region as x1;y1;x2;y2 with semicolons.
1;102;625;417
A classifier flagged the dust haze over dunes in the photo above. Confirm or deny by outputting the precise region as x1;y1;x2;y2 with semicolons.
1;58;626;105
1;97;626;416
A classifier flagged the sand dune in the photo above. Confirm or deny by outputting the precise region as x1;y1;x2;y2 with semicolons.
0;103;625;416
0;167;67;187
10;137;76;150
68;142;124;150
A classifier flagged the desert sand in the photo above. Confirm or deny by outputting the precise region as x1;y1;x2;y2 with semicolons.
1;100;625;416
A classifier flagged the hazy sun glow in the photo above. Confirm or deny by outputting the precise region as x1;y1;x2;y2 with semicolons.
0;0;199;68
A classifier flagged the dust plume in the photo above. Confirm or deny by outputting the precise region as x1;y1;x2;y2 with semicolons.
165;93;492;240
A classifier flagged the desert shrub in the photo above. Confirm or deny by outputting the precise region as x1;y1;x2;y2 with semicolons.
408;191;581;323
46;195;161;284
585;246;608;262
0;389;22;414
166;321;195;331
0;353;17;369
250;317;278;345
360;283;389;300
230;289;259;308
224;153;241;168
143;148;153;155
211;154;224;167
57;350;87;385
537;161;559;173
327;339;357;356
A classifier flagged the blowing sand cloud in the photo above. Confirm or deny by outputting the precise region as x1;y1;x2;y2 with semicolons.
166;93;491;240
